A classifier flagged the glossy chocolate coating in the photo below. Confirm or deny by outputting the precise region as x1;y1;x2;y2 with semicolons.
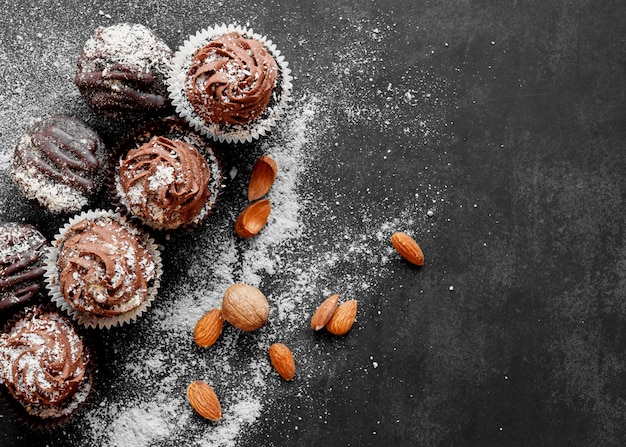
0;222;49;310
11;115;108;214
75;23;173;119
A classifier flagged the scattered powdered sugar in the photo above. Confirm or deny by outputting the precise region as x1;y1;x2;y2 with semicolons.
147;165;175;191
74;89;451;447
106;406;177;446
0;12;455;447
80;23;172;73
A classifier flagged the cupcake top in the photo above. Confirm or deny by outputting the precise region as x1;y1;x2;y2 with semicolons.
117;136;212;230
54;213;158;318
75;23;173;119
0;306;92;421
0;222;49;310
111;116;223;233
11;115;108;214
185;31;278;125
168;24;293;143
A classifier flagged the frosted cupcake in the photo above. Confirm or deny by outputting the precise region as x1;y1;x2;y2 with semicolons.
168;24;292;143
0;306;94;428
45;210;162;329
110;117;223;233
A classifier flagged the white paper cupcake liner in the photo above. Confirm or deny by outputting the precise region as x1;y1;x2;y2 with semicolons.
44;209;163;329
167;24;293;144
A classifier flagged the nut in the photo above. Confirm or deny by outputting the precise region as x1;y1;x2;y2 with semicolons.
391;231;424;266
326;299;358;335
186;380;222;421
310;294;339;331
193;308;224;348
248;155;278;201
234;199;271;238
268;342;296;381
221;283;269;331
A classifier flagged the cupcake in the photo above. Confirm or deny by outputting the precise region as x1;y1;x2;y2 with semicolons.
75;23;173;120
45;210;162;328
0;222;49;310
168;24;293;143
0;306;93;427
110;116;223;233
11;115;108;214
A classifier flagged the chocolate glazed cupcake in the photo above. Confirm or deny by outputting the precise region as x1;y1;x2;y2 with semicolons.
75;23;173;120
0;222;49;310
110;116;223;233
0;306;94;428
11;115;108;214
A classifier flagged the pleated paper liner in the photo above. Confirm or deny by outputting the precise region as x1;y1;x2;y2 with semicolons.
167;23;293;144
44;209;162;329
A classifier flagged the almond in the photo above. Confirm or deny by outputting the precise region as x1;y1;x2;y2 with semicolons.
194;308;224;348
310;294;339;331
235;199;271;238
326;299;358;335
221;283;269;331
248;155;278;201
391;231;424;266
187;380;222;421
269;342;296;381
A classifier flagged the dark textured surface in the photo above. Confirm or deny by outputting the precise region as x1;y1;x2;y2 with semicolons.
1;1;626;446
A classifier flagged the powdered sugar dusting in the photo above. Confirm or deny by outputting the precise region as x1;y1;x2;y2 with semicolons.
0;11;454;447
80;23;172;73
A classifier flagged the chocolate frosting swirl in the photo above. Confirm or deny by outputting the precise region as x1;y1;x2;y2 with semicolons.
0;307;89;408
118;136;211;229
0;223;48;309
57;216;157;317
185;32;278;125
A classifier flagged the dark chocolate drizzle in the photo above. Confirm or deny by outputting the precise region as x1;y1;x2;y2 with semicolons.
75;62;168;112
0;224;48;309
26;124;100;192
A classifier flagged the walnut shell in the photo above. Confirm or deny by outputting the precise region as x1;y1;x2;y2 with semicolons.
221;283;269;331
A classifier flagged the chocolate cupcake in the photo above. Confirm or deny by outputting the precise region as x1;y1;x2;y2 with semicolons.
0;306;93;428
75;23;173;120
110;117;223;233
11;115;108;214
0;222;49;310
168;24;293;143
45;210;162;329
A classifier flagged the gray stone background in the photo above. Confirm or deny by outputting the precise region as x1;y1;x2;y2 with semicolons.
1;0;625;446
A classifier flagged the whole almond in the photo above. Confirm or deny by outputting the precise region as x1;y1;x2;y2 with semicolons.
268;342;296;381
310;294;339;331
187;380;222;421
248;155;278;201
391;231;424;266
194;308;224;348
326;299;358;335
235;199;271;238
221;283;269;331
